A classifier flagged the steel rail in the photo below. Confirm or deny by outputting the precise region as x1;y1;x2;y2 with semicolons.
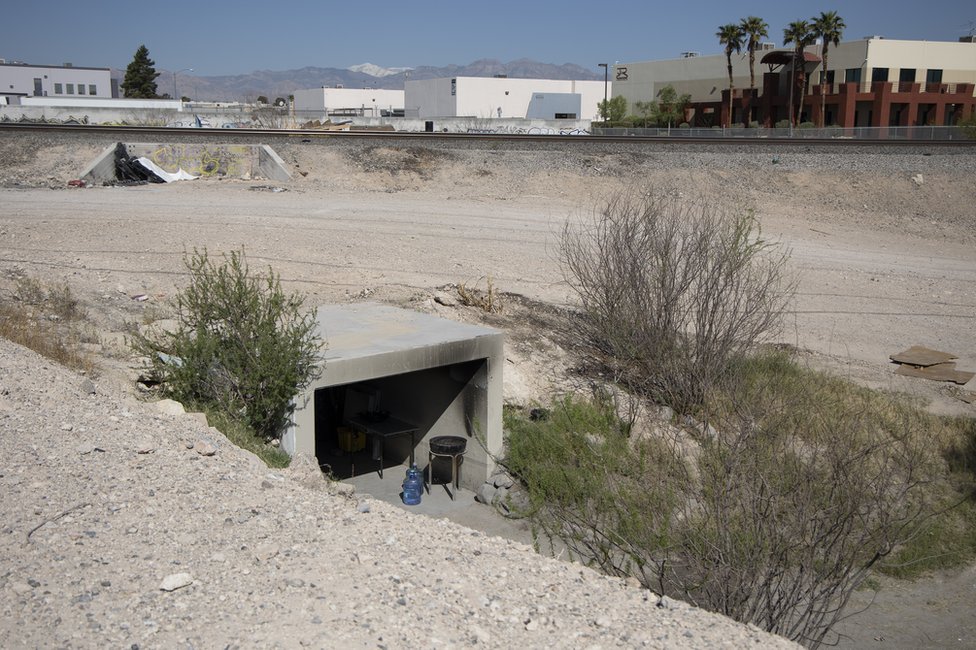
1;121;974;148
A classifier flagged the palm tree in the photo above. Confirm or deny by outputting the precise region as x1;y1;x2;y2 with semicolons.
740;16;769;124
811;11;846;127
717;23;745;127
783;20;815;127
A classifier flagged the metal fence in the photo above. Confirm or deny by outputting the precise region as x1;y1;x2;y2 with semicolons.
592;126;973;141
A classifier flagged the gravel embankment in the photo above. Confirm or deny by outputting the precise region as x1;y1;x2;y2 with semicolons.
0;338;796;648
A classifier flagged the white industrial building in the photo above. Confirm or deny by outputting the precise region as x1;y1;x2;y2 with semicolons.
0;61;115;103
405;77;608;120
292;87;405;120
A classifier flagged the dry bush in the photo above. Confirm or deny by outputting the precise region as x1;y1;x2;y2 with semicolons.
560;186;793;413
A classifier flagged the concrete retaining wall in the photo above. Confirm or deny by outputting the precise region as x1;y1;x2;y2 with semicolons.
81;142;291;184
1;104;592;134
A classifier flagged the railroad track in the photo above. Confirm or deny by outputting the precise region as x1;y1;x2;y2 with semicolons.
2;121;974;148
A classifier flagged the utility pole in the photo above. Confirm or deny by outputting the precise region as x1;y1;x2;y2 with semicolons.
598;63;608;123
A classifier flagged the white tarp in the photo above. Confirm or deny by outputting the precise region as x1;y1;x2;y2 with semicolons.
135;157;198;182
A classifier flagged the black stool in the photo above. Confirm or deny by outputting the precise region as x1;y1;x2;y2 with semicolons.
427;436;467;500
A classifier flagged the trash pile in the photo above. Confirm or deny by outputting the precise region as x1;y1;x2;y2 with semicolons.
113;143;197;184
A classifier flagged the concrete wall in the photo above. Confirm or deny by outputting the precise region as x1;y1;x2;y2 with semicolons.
407;77;606;120
80;142;291;183
405;78;457;119
0;62;112;99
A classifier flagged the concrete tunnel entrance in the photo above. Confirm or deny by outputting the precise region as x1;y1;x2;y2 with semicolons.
284;303;504;491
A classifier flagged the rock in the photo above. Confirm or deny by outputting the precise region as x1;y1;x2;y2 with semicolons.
911;173;924;186
490;472;514;489
356;500;371;513
476;482;497;505
155;399;185;416
79;378;96;395
433;290;458;307
159;573;193;592
185;412;209;427
254;544;279;562
136;442;156;454
195;441;217;456
11;581;32;596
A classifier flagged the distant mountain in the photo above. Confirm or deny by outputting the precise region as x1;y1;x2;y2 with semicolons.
348;63;413;78
156;59;602;102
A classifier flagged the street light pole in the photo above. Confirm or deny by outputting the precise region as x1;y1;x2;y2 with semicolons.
598;63;608;123
173;68;193;101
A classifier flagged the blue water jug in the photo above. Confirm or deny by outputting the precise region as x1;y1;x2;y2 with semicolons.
402;464;423;505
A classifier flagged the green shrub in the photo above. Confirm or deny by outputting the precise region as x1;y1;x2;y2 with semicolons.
775;119;791;128
505;352;955;647
798;121;815;129
134;248;322;442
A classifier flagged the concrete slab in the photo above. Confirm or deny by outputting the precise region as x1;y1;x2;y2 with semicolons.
347;462;535;546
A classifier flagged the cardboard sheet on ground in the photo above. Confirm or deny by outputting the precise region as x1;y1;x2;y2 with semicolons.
894;362;975;385
889;345;958;367
135;157;197;182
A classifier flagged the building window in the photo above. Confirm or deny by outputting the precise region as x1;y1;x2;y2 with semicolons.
77;85;85;95
820;70;835;86
66;83;74;94
89;84;97;95
899;68;916;83
844;68;862;84
926;69;943;84
54;83;63;94
871;67;889;82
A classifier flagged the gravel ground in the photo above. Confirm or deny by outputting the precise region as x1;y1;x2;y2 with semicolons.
1;128;975;648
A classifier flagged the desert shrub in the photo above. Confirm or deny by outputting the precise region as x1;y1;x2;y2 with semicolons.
505;353;949;648
559;186;793;413
133;248;322;441
799;121;816;129
775;119;791;128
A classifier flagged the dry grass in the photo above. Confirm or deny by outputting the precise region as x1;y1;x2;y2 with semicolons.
457;276;503;313
0;277;96;375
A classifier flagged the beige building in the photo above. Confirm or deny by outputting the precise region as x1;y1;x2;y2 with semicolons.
612;37;976;127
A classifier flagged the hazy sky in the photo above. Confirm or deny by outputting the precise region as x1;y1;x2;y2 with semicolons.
4;1;973;76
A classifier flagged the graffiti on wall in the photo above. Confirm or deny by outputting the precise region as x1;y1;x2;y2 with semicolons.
146;144;252;177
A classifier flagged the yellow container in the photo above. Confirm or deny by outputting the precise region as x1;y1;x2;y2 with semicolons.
337;426;366;452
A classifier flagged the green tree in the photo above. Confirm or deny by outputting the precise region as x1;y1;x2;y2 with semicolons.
652;85;691;128
256;95;269;104
739;16;769;123
120;45;160;99
632;100;656;127
783;20;816;126
717;23;745;127
811;11;846;127
598;95;628;124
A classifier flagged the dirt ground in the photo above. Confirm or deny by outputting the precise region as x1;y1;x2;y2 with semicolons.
1;134;975;647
